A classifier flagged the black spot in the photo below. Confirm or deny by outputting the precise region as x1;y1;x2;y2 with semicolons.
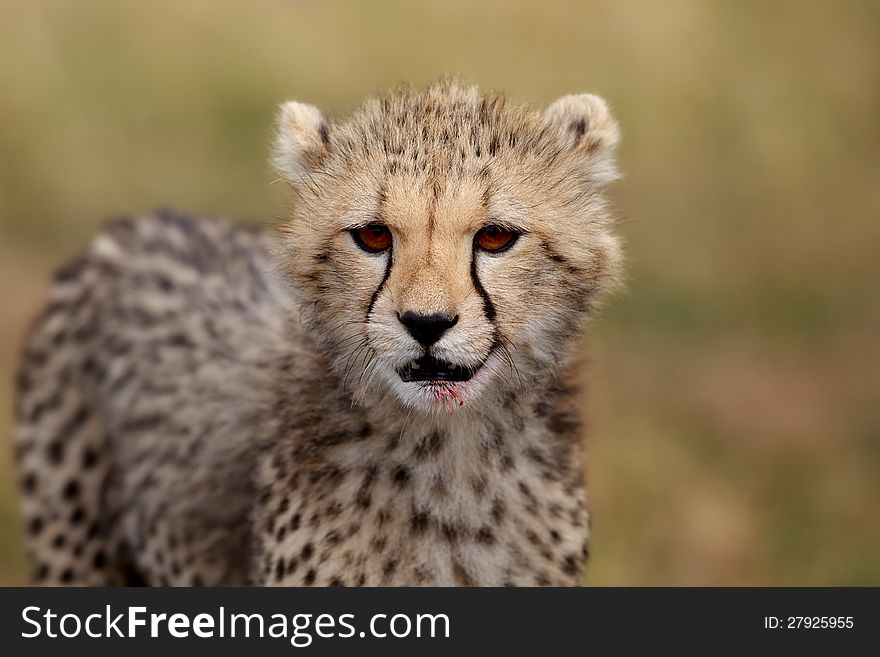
62;479;81;501
411;510;429;534
413;566;431;584
47;441;65;465
391;465;411;487
59;405;91;441
301;543;314;561
440;522;460;543
414;431;443;458
382;559;398;577
60;568;74;583
81;447;99;469
51;331;67;348
28;517;44;535
167;333;193;348
518;481;537;506
470;475;487;498
563;554;580;576
490;498;506;523
51;534;66;549
385;433;401;453
304;569;316;585
93;550;107;569
121;414;162;433
155;275;175;292
70;507;85;525
53;256;88;283
35;564;50;581
571;118;588;139
80;356;98;378
21;473;37;493
356;488;372;509
290;513;301;531
319;122;331;148
476;526;496;545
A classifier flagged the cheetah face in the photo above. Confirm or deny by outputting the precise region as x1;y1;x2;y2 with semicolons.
273;82;622;413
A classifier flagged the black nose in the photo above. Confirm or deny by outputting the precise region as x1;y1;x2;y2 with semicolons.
397;312;459;347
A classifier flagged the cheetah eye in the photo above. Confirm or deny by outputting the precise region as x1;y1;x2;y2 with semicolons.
351;224;392;253
474;225;519;253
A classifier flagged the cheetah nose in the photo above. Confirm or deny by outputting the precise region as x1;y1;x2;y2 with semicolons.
397;311;459;347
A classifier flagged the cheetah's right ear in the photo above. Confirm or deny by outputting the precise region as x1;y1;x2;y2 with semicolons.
272;101;331;182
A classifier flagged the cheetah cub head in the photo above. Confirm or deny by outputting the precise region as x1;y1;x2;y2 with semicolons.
273;80;622;413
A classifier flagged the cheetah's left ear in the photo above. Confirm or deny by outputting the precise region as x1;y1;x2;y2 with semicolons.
543;94;620;184
272;101;331;183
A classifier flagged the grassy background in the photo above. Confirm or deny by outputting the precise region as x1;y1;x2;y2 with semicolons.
1;0;878;585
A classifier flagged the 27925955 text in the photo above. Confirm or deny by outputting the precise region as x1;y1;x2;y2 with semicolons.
764;616;854;629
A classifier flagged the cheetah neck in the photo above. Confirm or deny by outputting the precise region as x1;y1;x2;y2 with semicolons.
255;357;590;586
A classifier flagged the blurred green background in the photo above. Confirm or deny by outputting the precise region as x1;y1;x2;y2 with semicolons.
1;0;878;585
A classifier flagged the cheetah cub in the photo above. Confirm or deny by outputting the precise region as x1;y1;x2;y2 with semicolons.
15;80;622;586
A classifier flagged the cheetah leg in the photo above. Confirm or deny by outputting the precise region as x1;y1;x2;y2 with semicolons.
14;390;128;585
14;294;128;586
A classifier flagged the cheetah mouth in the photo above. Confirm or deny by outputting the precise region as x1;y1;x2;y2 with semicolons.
398;355;475;383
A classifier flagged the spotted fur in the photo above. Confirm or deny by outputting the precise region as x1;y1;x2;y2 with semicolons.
14;80;622;586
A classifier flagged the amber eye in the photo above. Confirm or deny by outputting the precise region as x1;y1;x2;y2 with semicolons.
351;224;393;253
474;225;519;253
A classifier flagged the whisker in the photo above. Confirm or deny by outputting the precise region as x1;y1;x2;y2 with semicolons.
341;339;370;394
353;350;380;406
497;335;525;395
